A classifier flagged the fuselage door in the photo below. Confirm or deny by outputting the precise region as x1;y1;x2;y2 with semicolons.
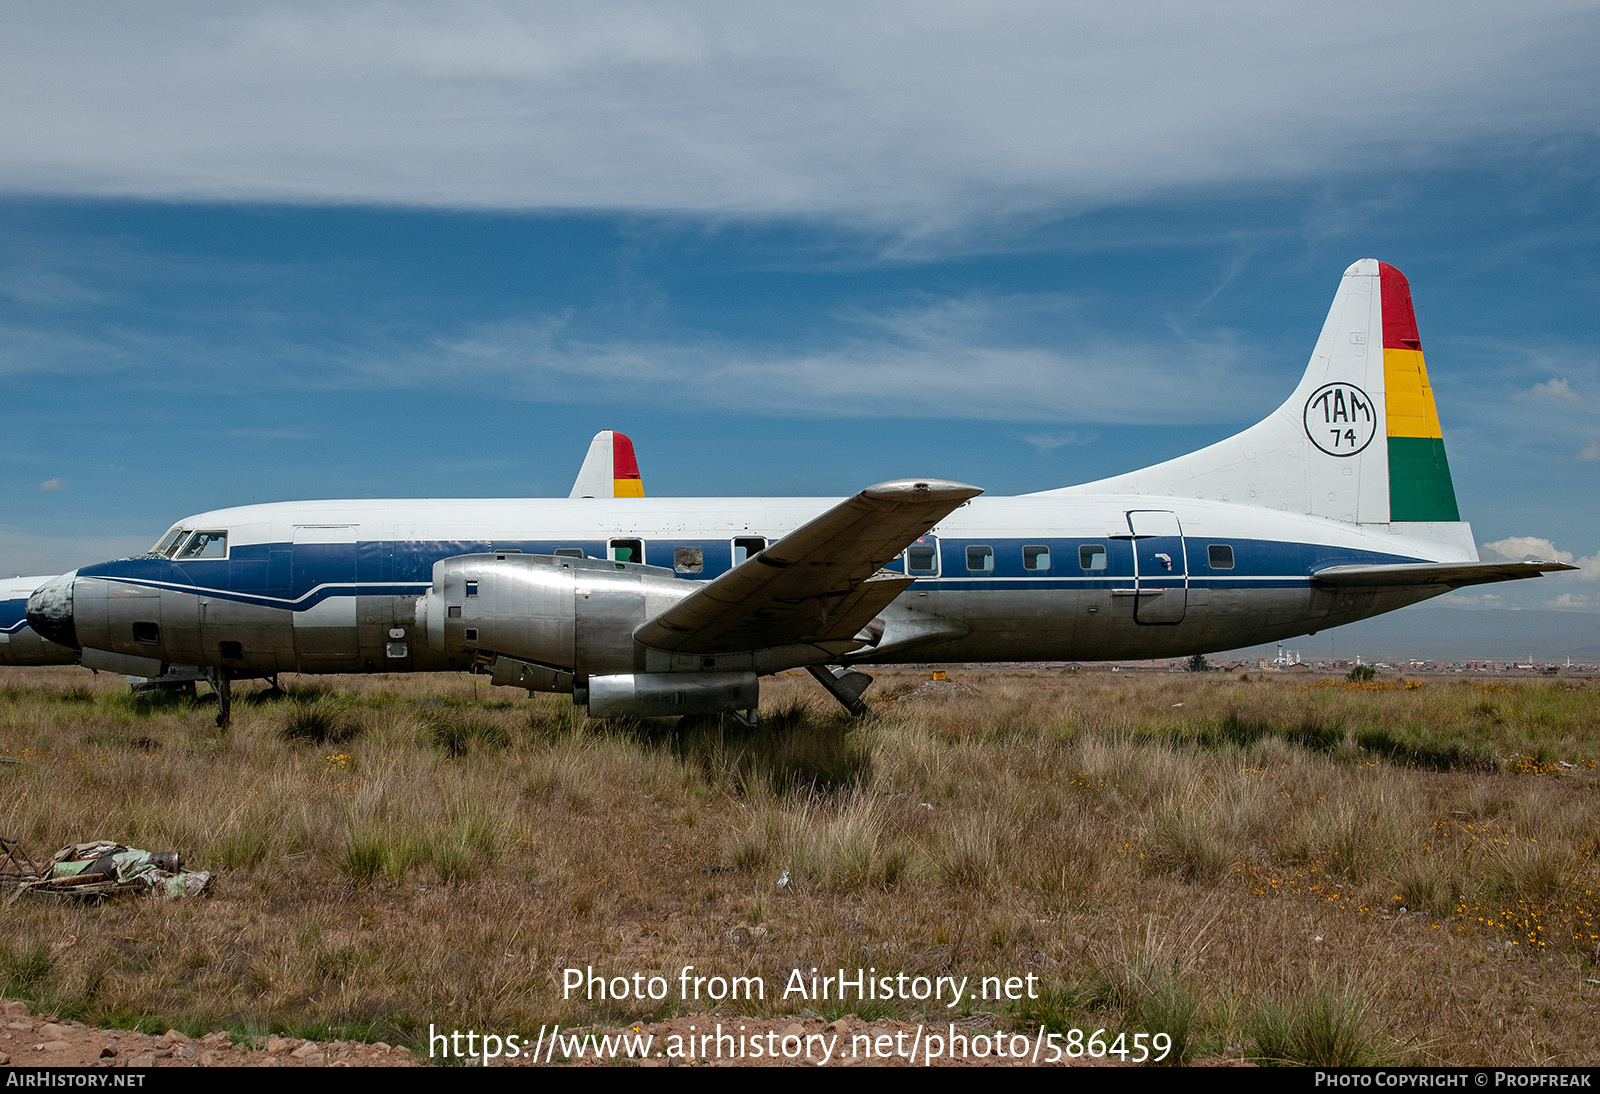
1126;510;1187;624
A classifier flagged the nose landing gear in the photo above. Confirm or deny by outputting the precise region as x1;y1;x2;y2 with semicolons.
208;667;232;727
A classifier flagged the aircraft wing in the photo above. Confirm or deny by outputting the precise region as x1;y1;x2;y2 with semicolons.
1311;559;1576;589
634;479;982;654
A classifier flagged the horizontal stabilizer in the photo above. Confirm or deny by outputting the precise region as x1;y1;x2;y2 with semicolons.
1311;560;1576;589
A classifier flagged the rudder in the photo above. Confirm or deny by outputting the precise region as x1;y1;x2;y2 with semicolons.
1379;263;1459;522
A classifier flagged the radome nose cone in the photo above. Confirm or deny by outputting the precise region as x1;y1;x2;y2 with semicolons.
25;571;79;651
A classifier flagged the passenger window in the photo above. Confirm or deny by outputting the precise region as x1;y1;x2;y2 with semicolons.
609;539;643;564
1208;544;1235;570
905;538;940;577
177;531;228;560
674;547;704;574
465;580;479;597
554;548;584;558
1023;545;1051;571
1079;545;1108;571
732;536;766;565
965;545;994;573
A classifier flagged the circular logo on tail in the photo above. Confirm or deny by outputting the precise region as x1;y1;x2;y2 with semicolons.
1303;382;1376;456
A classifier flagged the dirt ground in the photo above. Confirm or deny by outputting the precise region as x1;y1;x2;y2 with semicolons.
1;999;412;1068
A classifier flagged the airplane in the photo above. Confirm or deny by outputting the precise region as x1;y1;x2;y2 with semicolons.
1;575;78;666
0;431;645;671
26;261;1574;725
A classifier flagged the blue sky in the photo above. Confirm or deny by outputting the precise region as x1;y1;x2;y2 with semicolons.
3;3;1599;612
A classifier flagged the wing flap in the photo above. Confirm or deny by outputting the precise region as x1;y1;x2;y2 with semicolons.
1311;560;1576;589
635;479;980;654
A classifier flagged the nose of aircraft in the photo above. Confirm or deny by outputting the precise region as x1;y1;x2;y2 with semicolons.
25;571;79;650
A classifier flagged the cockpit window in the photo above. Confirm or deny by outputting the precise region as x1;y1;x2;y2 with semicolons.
152;528;190;557
176;531;228;560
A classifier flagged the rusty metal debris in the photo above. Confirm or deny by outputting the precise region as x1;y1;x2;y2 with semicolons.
2;839;212;902
1;836;41;884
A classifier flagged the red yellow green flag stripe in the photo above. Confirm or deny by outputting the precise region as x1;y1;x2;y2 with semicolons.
1380;263;1459;522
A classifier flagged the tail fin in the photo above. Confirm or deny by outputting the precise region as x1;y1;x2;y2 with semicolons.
568;430;645;499
1045;259;1460;527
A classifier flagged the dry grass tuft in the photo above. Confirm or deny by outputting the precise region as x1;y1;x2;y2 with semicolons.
281;695;361;746
1249;980;1394;1066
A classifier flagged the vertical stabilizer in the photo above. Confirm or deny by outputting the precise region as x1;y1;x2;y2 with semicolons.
1044;260;1461;531
569;430;645;499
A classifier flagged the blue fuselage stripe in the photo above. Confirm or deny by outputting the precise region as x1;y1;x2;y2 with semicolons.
77;536;1429;608
1;601;29;634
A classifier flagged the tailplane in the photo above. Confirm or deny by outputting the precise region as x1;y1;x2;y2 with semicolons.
1042;260;1461;530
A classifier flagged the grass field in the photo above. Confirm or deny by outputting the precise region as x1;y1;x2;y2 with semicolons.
2;664;1597;1065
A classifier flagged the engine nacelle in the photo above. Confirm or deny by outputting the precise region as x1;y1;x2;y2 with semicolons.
584;672;759;718
418;553;763;716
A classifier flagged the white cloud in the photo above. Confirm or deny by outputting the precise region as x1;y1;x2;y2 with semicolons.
1544;592;1599;610
1580;437;1599;462
0;3;1596;230
1516;377;1585;403
1475;539;1600;612
1480;536;1572;564
1478;534;1593;594
1437;554;1600;610
1572;551;1600;583
37;477;67;491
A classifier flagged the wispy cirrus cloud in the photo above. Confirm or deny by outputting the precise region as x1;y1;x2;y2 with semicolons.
1022;432;1097;454
1;3;1597;234
0;289;1268;424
